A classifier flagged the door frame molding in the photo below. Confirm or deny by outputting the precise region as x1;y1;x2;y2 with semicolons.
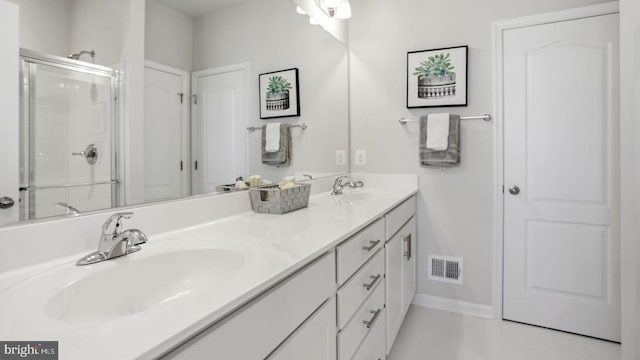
491;1;620;319
144;60;191;198
191;62;250;193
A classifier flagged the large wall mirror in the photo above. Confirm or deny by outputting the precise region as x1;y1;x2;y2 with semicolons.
2;0;349;225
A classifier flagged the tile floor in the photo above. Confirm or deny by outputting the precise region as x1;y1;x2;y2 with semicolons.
387;306;621;360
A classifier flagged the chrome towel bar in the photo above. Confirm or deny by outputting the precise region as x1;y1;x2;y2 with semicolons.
247;123;308;132
398;114;492;124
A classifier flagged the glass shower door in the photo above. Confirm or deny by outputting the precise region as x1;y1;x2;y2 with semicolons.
21;55;118;220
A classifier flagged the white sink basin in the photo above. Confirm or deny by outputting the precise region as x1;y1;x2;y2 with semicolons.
340;192;379;201
45;249;244;322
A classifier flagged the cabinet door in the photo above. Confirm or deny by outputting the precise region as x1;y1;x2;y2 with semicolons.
385;216;417;355
402;217;417;313
268;298;336;360
385;233;403;355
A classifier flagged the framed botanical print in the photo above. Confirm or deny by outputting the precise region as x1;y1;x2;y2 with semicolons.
407;46;468;108
259;68;300;119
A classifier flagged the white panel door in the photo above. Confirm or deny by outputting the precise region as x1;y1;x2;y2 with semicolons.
143;66;185;202
192;67;246;194
0;1;19;225
503;13;620;341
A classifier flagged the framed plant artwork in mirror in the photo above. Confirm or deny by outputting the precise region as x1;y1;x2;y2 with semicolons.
259;68;301;119
407;45;468;108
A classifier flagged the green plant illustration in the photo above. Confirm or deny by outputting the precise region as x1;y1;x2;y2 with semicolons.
267;76;293;94
413;53;455;79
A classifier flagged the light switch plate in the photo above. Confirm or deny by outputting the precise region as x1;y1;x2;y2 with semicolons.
335;150;346;166
355;150;366;165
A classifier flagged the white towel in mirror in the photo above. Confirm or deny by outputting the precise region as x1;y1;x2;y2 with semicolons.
426;113;450;150
265;122;282;152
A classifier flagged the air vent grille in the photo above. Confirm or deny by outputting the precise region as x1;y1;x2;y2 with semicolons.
428;255;463;285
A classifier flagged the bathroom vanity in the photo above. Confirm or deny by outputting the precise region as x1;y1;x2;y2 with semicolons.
0;174;417;359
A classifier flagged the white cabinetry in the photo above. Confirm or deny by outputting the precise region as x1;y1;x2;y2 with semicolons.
268;298;336;360
335;218;386;359
162;194;418;360
385;197;417;355
162;253;335;360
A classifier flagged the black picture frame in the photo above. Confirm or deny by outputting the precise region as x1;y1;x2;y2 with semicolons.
259;68;301;119
407;45;468;108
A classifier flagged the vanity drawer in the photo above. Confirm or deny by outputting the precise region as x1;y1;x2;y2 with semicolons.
385;196;416;240
336;249;384;329
352;306;386;360
162;252;335;360
337;280;385;360
336;218;385;285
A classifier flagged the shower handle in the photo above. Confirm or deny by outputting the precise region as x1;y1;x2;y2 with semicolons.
72;144;98;164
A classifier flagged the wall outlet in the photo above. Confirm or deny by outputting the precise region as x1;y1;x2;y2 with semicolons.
335;150;346;166
355;150;366;165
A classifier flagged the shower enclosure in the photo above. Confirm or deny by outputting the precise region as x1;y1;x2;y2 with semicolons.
19;49;120;220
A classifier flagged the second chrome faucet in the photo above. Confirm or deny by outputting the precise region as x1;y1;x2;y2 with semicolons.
331;175;364;195
76;212;148;266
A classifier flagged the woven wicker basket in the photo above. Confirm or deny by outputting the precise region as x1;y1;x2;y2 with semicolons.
249;183;311;214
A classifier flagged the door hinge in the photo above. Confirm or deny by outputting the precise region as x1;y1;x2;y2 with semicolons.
194;160;198;170
502;185;504;193
192;94;198;105
177;93;184;104
180;161;183;171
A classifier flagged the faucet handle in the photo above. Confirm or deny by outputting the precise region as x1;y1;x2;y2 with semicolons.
102;212;134;235
333;175;351;186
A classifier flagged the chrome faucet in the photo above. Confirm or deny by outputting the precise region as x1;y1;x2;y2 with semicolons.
76;212;148;266
331;175;364;195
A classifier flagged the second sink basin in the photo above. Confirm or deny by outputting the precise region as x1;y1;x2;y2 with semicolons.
45;249;244;323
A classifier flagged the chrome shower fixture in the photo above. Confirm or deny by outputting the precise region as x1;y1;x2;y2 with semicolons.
67;50;96;63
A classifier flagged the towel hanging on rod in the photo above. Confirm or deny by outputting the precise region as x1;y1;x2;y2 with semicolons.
399;114;491;124
247;123;308;132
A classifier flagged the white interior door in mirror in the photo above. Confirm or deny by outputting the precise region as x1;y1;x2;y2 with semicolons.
144;64;189;202
192;65;247;194
502;13;620;341
0;1;19;224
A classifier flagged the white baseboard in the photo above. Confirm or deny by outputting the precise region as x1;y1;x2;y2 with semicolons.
412;294;495;319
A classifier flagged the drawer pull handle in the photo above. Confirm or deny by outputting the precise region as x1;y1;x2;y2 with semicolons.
362;274;382;291
363;308;382;329
404;234;412;260
362;240;380;252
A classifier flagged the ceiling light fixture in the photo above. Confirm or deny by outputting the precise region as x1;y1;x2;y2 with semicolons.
314;0;352;20
296;6;306;15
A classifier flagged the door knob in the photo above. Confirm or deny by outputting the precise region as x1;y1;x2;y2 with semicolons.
0;197;15;209
508;185;520;195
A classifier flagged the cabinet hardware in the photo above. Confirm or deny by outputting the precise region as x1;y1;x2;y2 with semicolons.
362;240;380;252
363;308;382;329
362;274;382;291
404;234;412;260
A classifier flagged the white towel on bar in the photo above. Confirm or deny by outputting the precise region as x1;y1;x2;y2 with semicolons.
426;113;450;150
265;122;282;152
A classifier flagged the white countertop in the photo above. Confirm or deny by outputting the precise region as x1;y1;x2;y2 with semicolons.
0;183;417;360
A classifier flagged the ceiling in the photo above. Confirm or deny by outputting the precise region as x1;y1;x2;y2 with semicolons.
155;0;252;17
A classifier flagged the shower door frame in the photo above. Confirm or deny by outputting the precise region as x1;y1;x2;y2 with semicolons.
19;49;121;220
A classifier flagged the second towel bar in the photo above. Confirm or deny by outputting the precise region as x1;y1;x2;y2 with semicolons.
399;114;492;124
247;123;308;132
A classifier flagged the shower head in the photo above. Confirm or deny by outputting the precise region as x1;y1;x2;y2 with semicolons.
67;50;95;62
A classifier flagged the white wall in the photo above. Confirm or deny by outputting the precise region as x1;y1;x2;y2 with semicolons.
145;0;194;71
620;0;640;357
349;0;609;307
6;0;71;57
192;0;349;182
68;0;131;66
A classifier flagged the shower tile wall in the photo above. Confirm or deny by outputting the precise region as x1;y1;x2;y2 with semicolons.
30;64;112;218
